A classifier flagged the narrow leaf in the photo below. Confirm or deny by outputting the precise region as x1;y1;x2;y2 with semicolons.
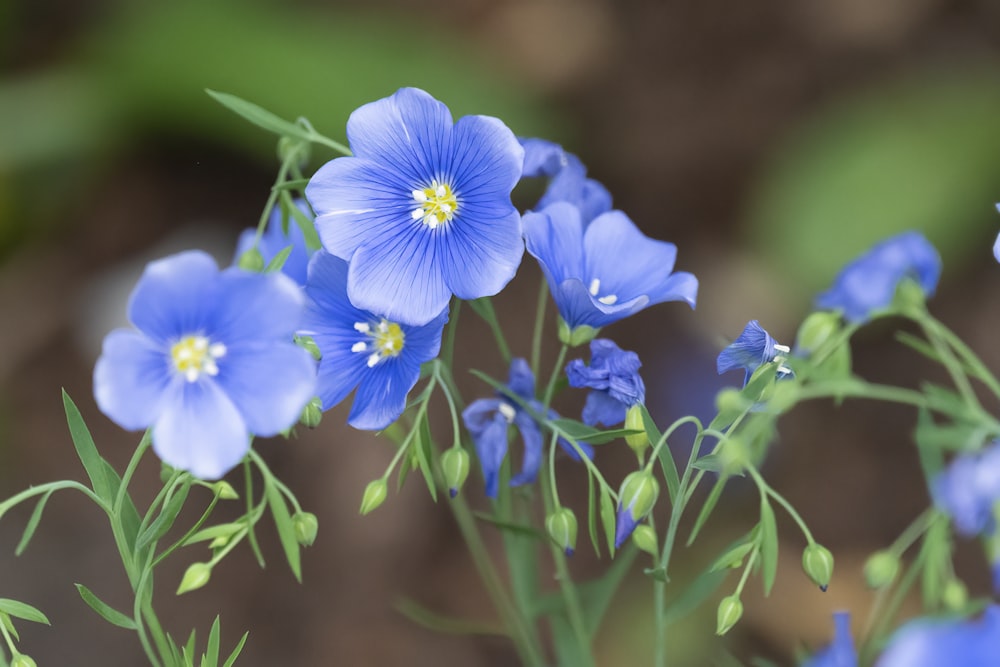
263;245;292;274
687;475;729;546
221;632;249;667
547;418;642;445
586;472;600;557
73;585;135;629
395;598;505;636
280;190;322;250
0;612;19;641
204;615;221;667
660;567;728;627
136;481;192;553
264;480;301;582
62;390;113;502
758;500;779;596
598;483;616;555
471;512;544;539
414;412;438;502
15;490;54;556
640;405;680;502
205;90;312;143
0;599;48;626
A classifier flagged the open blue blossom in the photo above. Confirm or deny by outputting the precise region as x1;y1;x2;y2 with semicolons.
93;251;317;479
717;320;793;386
523;201;698;332
301;250;447;430
305;87;525;326
566;338;645;427
876;605;1000;667
932;440;1000;537
816;231;941;323
804;612;857;667
520;138;611;224
462;359;591;497
234;198;316;286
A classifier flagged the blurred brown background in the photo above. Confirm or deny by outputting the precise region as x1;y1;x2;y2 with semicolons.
4;0;1000;664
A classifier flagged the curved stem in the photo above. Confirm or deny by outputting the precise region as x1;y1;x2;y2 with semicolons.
530;280;550;381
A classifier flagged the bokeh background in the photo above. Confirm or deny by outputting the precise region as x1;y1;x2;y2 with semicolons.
4;0;1000;664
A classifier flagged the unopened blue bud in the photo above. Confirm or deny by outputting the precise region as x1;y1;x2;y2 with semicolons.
615;471;660;548
545;508;578;557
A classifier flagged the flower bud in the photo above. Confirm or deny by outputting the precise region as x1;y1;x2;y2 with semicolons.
802;543;834;591
942;579;968;611
237;247;265;272
212;481;239;500
299;396;323;429
716;595;743;636
615;471;660;549
359;479;388;515
795;311;841;354
718;437;749;474
545;508;578;557
277;135;311;168
864;550;900;589
440;448;470;498
292;512;319;546
631;524;658;556
624;405;650;458
11;654;37;667
557;318;599;347
177;562;212;595
209;535;230;549
295;335;322;361
892;277;928;314
715;388;750;416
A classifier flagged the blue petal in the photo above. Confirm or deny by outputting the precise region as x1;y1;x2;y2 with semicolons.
876;606;1000;667
804;612;857;667
93;329;171;430
462;399;508;498
717;320;776;375
153;379;250;479
510;410;543;487
553;278;649;329
523;203;586;289
208;269;305;347
128;251;222;343
932;441;1000;536
349;356;423;430
506;358;536;401
566;358;606;390
439;204;523;301
213;342;316;436
520;137;567;177
451;114;524;202
614;500;640;549
582;389;627;427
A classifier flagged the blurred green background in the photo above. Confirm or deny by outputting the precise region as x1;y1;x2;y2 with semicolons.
3;0;1000;664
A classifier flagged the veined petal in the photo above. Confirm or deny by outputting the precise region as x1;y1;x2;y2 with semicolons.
583;210;682;301
440;206;523;301
450;114;524;199
153;380;250;480
208;269;305;345
553;278;649;329
523;203;585;287
463;400;508;498
128;251;221;343
93;329;171;430
582;390;627;427
349;357;423;430
510;411;543;487
506;358;536;401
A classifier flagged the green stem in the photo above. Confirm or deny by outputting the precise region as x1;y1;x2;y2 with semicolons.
924;314;1000;401
747;466;814;544
530;279;549;380
917;314;979;410
0;480;105;516
859;545;927;666
442;300;461;371
541;343;569;410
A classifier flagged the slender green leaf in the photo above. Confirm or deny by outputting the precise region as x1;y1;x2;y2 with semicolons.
262;245;292;274
0;599;48;626
206;90;312;143
62;390;114;503
550;614;591;667
15;489;54;556
640;405;680;502
581;545;637;634
547;418;642;445
0;612;19;641
203;616;221;667
221;632;249;667
598;483;616;555
395;597;505;636
184;630;198;666
691;454;725;473
73;585;135;629
687;475;728;546
660;567;728;627
136;481;192;554
280;191;322;250
414;412;438;502
184;523;244;546
758;500;779;596
102;460;144;556
709;540;756;573
471;512;544;539
586;472;600;557
264;480;301;582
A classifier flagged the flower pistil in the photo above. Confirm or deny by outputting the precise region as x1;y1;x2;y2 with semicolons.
411;180;459;229
170;335;227;383
352;320;406;367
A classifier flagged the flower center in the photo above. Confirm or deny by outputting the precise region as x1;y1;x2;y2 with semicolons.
588;278;618;305
351;319;405;368
170;335;226;383
410;180;458;229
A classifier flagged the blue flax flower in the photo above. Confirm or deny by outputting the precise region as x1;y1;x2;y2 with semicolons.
93;251;317;479
816;231;941;323
716;320;793;386
933;441;1000;537
462;359;591;497
305;87;525;326
523;201;698;332
876;605;1000;667
520;138;611;224
234;198;316;286
566;338;645;427
301;251;447;430
804;612;857;667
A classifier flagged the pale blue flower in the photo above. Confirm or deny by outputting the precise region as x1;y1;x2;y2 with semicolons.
816;231;941;323
305;87;525;326
804;612;857;667
523;201;698;331
877;606;1000;667
717;320;793;386
234;198;315;286
520;137;611;223
301;251;447;430
933;441;1000;537
93;251;317;479
566;339;644;427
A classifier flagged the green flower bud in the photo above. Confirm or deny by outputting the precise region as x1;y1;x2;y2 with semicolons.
11;654;37;667
715;388;750;416
299;396;323;429
802;543;835;591
892;277;927;314
292;511;319;546
795;311;841;354
942;579;968;611
864;550;900;589
295;334;322;361
177;562;212;595
440;447;470;498
715;595;743;636
359;479;388;515
624;405;650;458
277;135;311;168
618;471;660;522
545;508;579;557
718;437;749;474
557;318;600;347
237;247;265;272
209;535;230;549
212;481;239;500
631;524;658;556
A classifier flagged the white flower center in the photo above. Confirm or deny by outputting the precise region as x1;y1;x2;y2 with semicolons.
411;179;459;229
352;319;405;367
498;402;517;423
588;278;618;305
171;335;226;383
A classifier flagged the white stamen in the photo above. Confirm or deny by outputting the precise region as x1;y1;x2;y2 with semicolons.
589;278;601;296
412;189;428;202
598;294;618;305
354;322;370;333
498;402;516;423
377;321;388;333
411;208;424;221
367;353;382;368
773;344;791;354
184;368;199;383
436;185;447;198
351;341;367;353
209;343;227;358
204;360;219;376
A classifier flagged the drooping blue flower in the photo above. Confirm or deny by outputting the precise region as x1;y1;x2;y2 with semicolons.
520;138;611;224
523;201;698;333
876;605;1000;667
305;87;525;326
462;359;592;497
804;612;857;667
716;320;793;386
234;198;316;286
300;250;447;430
932;441;1000;537
816;231;941;323
566;338;645;427
93;251;318;479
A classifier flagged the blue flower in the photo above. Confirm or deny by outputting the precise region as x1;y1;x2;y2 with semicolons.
520;138;611;224
877;605;1000;667
933;441;1000;536
300;250;447;430
93;251;317;479
462;359;591;498
234;198;316;286
305;87;525;326
523;201;698;332
804;612;857;667
816;231;941;323
566;339;645;427
716;320;793;386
